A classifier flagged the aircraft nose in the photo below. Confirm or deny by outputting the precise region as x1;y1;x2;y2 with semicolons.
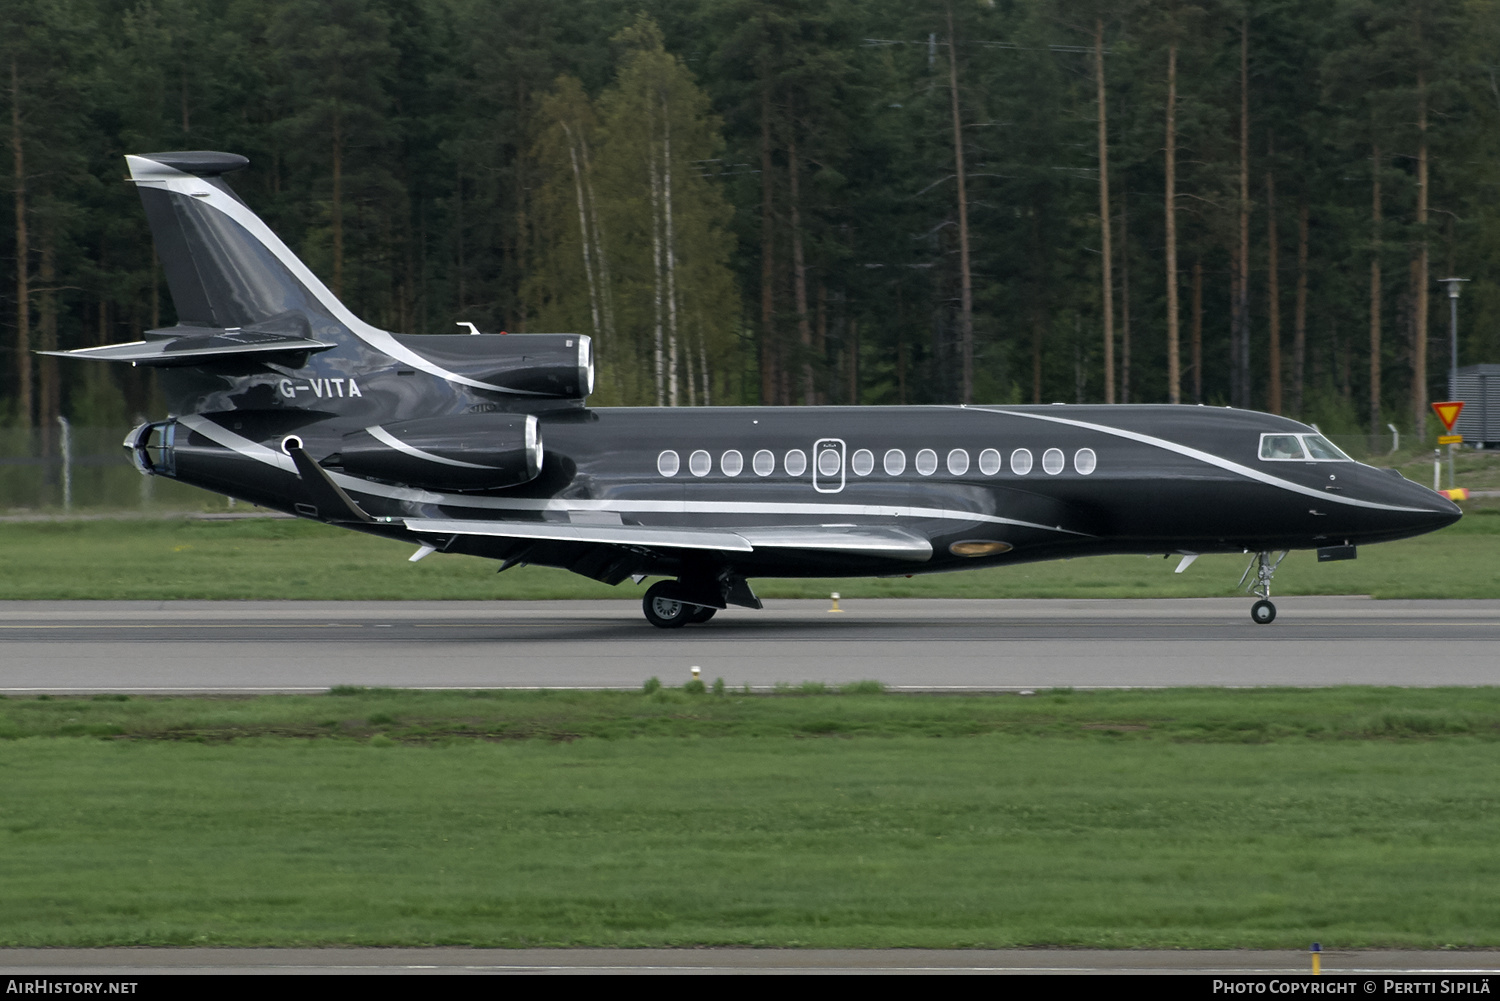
1422;491;1464;530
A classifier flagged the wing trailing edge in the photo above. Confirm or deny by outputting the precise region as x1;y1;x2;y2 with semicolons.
403;518;932;560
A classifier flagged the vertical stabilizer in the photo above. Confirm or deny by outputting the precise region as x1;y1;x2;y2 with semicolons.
127;152;346;332
123;152;515;391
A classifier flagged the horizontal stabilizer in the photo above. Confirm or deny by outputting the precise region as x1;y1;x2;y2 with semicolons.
43;325;334;367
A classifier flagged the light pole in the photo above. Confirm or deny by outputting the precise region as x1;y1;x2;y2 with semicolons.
1438;277;1469;399
1438;277;1469;490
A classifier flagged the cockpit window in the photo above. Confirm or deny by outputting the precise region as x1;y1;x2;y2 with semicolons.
1302;434;1351;461
1259;434;1307;460
1259;432;1352;462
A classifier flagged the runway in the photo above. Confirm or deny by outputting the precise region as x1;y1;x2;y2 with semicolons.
2;596;1497;692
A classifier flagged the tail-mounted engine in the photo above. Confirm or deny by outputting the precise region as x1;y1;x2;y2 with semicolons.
392;333;593;400
331;413;543;491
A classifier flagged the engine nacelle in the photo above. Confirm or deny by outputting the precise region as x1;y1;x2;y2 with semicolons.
336;413;542;491
391;332;593;399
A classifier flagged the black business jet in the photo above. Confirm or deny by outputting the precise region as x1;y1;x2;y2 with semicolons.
49;151;1461;627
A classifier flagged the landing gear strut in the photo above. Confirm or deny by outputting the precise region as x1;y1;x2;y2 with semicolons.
1239;550;1287;625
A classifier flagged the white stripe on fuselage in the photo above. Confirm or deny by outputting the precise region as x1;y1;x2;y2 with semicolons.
365;425;497;469
177;416;1090;537
977;406;1432;514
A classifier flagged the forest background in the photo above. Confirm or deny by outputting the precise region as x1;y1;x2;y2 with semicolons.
6;0;1500;456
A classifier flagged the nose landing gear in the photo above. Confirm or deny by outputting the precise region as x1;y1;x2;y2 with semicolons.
1239;550;1287;625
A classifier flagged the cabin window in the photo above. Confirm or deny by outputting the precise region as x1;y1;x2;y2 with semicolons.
851;449;875;476
883;449;906;475
1042;448;1065;475
1259;434;1308;460
689;450;712;476
721;450;744;476
817;447;842;477
753;449;775;476
979;448;1002;475
1011;448;1033;475
785;449;808;476
657;450;680;476
1074;448;1097;475
915;449;938;475
947;449;969;475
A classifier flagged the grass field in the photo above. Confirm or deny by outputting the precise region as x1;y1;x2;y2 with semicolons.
6;501;1500;600
2;687;1498;948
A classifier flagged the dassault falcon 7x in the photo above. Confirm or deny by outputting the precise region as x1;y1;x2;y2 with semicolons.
51;151;1461;627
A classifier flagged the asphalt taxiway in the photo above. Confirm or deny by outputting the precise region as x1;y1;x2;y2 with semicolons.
1;596;1495;692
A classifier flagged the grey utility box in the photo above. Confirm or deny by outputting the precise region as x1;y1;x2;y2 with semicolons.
1450;365;1500;447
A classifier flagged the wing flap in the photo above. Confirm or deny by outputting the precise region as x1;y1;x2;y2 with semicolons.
737;525;932;561
403;518;932;561
404;518;755;552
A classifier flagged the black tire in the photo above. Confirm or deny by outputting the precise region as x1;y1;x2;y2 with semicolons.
1250;599;1277;625
687;605;717;624
643;581;691;629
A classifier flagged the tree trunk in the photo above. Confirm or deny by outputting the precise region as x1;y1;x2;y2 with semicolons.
1294;198;1308;418
1413;70;1430;439
847;318;859;404
39;235;57;458
562;123;603;341
454;158;465;310
580;132;615;347
815;282;827;405
1370;141;1383;436
331;113;344;299
648;102;666;406
947;3;974;404
1031;307;1044;404
1095;19;1115;404
1120;188;1130;404
1192;260;1203;403
698;328;711;406
1266;142;1281;414
1165;43;1180;403
11;58;31;431
661;95;681;408
759;71;778;405
1235;19;1251;409
788;128;813;405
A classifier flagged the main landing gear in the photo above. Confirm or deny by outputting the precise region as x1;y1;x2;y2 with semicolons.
1239;550;1287;625
642;580;717;629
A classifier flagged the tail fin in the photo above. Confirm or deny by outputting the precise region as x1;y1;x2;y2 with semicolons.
51;151;586;400
126;151;352;333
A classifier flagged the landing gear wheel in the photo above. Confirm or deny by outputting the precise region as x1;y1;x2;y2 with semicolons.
687;605;717;624
643;581;691;629
1250;599;1277;625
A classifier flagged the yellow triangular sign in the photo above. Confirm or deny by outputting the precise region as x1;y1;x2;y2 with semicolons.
1432;400;1464;432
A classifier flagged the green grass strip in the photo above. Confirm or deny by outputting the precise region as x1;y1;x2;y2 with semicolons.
1;688;1499;948
3;509;1500;599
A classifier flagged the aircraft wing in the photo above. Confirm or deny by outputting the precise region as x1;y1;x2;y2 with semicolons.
402;519;932;561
